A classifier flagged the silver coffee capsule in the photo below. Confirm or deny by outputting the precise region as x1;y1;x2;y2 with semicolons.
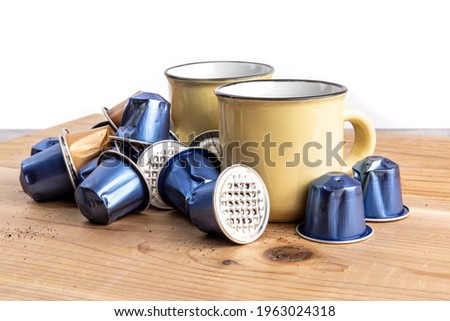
189;130;222;161
157;147;270;244
210;164;270;244
137;140;187;209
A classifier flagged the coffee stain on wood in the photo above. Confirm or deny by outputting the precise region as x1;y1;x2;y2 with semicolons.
264;246;314;263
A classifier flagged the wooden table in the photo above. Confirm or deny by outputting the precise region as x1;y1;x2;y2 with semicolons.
1;114;449;300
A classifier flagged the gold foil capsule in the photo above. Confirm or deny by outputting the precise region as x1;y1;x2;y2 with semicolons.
60;126;113;186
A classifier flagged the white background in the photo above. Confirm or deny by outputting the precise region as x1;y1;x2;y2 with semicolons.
1;301;448;321
0;0;448;129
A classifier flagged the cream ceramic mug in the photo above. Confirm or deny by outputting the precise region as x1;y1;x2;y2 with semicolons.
164;61;274;144
215;79;376;222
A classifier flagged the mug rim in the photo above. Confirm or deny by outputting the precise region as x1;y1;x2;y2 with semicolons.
164;60;274;82
214;79;348;101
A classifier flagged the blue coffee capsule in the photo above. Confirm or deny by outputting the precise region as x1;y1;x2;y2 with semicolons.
297;171;373;244
158;148;219;214
189;165;270;244
20;143;74;202
137;140;187;209
75;150;151;225
102;91;142;130
112;92;171;144
30;137;60;156
353;156;409;222
78;157;100;184
158;148;270;244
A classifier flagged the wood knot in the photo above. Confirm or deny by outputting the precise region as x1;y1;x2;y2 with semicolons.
137;242;151;254
222;259;237;265
264;246;313;263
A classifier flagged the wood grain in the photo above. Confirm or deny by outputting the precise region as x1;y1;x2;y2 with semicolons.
1;115;449;300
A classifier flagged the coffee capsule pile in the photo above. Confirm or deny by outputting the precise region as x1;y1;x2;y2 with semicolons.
20;91;408;245
20;91;271;244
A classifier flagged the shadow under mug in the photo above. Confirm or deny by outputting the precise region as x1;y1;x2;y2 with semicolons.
165;61;274;145
215;79;376;222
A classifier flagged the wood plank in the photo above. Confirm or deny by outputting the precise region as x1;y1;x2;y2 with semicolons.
1;114;450;300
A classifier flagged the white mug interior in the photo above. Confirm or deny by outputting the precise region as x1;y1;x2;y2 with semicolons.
215;79;347;100
165;61;274;81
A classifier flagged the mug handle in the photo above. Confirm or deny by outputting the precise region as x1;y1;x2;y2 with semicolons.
342;107;376;174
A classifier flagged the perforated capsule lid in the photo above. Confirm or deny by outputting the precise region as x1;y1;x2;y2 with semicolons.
213;164;270;244
137;140;187;209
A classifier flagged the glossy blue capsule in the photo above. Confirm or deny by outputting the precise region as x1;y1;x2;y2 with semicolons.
78;157;100;184
353;156;409;222
158;148;219;215
20;143;74;202
75;150;151;225
297;171;373;244
114;92;171;144
30;137;60;156
158;148;270;244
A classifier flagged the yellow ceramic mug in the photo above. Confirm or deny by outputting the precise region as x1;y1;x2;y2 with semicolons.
165;61;274;144
215;79;376;222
